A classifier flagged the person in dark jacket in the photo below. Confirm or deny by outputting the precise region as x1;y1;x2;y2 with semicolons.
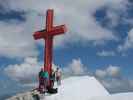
43;68;49;93
38;68;44;93
50;69;56;88
38;68;49;93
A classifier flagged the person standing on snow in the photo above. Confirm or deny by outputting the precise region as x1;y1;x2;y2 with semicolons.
38;68;49;93
50;69;56;88
38;68;45;93
43;68;49;93
55;67;62;85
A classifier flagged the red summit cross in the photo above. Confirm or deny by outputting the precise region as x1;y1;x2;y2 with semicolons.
33;9;67;86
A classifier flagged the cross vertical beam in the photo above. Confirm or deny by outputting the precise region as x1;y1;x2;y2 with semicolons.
46;9;53;31
44;36;53;76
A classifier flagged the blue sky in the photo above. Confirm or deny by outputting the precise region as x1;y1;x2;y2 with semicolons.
0;0;133;97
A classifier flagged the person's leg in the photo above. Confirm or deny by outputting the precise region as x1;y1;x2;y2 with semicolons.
52;80;54;87
51;80;54;88
39;78;44;93
56;77;60;85
44;78;47;93
58;77;61;85
38;77;41;89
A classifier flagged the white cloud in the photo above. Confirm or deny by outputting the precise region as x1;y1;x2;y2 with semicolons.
101;78;133;93
0;0;126;58
0;14;39;58
4;57;41;83
4;57;60;84
95;65;133;93
106;65;120;77
97;50;115;57
95;69;107;79
63;58;87;76
68;59;85;75
118;28;133;51
95;65;121;78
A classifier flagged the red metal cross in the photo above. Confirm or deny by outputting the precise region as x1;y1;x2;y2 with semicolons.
33;9;67;87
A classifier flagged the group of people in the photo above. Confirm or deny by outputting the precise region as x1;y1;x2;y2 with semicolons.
38;67;61;93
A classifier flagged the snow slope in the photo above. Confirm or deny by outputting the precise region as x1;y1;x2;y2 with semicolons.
43;76;109;100
90;93;133;100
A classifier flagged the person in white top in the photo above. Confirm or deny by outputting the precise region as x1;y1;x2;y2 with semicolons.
55;67;62;85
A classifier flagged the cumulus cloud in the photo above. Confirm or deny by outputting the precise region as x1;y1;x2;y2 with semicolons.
67;59;85;75
101;78;133;93
0;0;126;58
104;0;128;28
95;65;120;78
4;57;61;84
4;57;41;83
118;28;133;51
95;69;107;79
62;58;88;77
106;65;120;77
97;50;116;57
95;65;133;93
0;13;39;58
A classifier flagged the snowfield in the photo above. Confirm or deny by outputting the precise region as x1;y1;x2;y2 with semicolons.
7;76;133;100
